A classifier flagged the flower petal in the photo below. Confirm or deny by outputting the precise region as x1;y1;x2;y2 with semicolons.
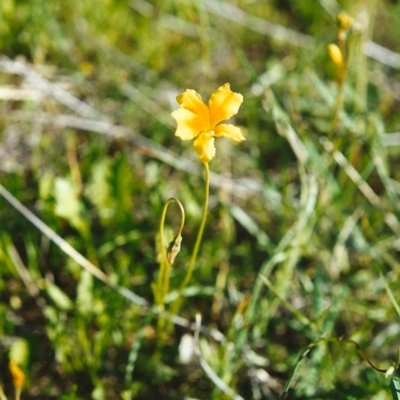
193;132;215;163
171;108;206;140
208;83;243;127
176;89;209;128
214;124;245;142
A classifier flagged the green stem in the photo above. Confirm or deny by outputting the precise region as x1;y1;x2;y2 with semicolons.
167;162;210;327
157;197;185;305
331;41;349;131
180;162;210;291
0;385;8;400
155;197;185;336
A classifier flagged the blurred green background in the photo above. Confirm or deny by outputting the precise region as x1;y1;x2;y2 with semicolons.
1;0;400;399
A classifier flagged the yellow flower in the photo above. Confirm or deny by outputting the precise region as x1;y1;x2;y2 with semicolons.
171;83;245;163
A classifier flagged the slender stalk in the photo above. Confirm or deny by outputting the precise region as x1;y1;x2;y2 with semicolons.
155;197;185;336
332;35;350;129
0;386;8;400
180;162;210;291
354;0;377;113
156;204;170;307
14;388;21;400
168;162;210;325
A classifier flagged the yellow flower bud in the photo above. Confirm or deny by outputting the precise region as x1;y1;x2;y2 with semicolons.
337;13;354;30
328;44;343;66
9;360;25;389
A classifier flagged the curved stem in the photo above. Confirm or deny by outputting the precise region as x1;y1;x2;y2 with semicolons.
167;162;210;329
180;162;210;291
159;197;185;265
156;197;185;307
155;197;185;341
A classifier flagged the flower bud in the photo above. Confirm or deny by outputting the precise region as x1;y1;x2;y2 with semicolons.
328;44;343;66
9;360;25;389
337;13;354;30
167;235;182;264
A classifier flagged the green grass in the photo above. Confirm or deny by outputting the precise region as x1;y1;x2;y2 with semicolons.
1;0;400;399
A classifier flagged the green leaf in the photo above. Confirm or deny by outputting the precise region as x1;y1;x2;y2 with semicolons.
113;151;132;221
85;158;115;221
53;177;89;237
391;377;400;400
44;280;73;311
76;270;94;316
60;385;81;400
9;338;29;366
92;383;106;400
